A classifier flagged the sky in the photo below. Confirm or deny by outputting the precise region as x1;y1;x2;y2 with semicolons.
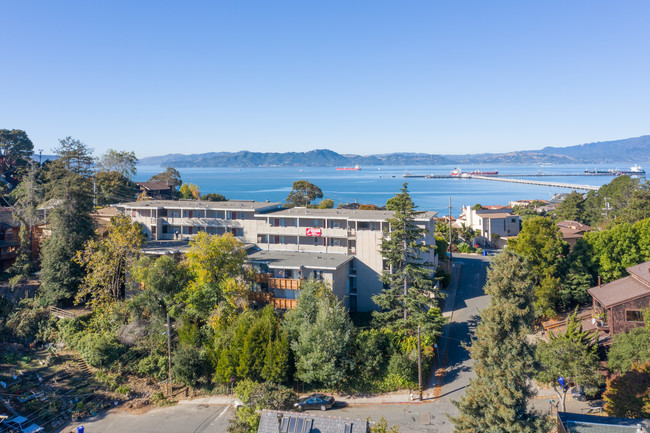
2;1;650;158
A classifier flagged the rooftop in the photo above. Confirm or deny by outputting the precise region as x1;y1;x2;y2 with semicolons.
628;261;650;286
588;275;650;308
477;212;517;219
115;199;283;211
135;181;173;190
259;207;437;221
247;249;353;270
558;412;649;433
258;410;368;433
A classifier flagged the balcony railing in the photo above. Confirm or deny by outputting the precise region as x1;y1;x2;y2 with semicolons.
268;278;302;290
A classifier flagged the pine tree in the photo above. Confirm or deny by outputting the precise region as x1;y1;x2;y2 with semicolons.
372;183;443;336
451;251;546;433
38;137;95;306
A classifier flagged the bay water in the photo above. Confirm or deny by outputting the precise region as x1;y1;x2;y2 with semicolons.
134;163;643;216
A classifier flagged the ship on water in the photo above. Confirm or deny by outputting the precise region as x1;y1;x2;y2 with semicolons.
450;168;499;176
336;165;361;171
585;165;645;176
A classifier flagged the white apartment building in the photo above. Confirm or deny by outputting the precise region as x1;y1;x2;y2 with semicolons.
457;205;521;246
115;200;438;312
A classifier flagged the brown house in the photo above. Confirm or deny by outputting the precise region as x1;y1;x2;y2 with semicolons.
135;181;176;200
588;261;650;335
557;220;592;249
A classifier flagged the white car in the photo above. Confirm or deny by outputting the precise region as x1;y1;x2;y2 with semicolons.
4;416;44;433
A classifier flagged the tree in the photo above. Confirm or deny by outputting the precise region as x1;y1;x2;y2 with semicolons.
372;184;443;336
619;181;650;224
559;239;596;309
96;149;138;179
0;129;34;189
584;222;645;283
555;191;585;222
149;167;182;188
286;180;323;207
607;318;650;374
369;417;401;433
472;203;483;210
39;137;95;306
74;214;145;308
212;306;290;384
177;232;251;322
7;163;43;286
179;182;200;199
603;361;650;419
228;379;297;433
535;310;600;412
284;280;354;388
201;193;227;201
458;223;478;244
451;251;544;433
95;171;138;205
508;216;568;280
317;198;335;209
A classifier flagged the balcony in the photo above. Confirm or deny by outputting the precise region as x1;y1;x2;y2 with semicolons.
249;289;299;310
262;226;353;238
267;277;302;290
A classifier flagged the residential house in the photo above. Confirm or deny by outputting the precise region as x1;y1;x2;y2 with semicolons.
588;261;650;336
135;181;176;200
0;209;19;272
0;208;44;272
258;410;369;433
116;201;438;312
556;411;649;433
456;205;521;247
557;220;592;249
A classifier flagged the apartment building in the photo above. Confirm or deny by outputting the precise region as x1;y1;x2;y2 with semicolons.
115;200;438;312
457;205;521;246
114;199;283;243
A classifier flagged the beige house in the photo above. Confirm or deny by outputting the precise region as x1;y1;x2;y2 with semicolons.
457;205;521;246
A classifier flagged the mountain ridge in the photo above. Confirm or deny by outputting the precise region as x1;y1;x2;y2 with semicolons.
138;135;650;167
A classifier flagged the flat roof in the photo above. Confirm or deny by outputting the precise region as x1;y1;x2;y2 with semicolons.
115;199;282;211
588;275;650;307
558;412;649;433
257;207;437;221
140;240;191;255
247;249;353;270
478;212;517;219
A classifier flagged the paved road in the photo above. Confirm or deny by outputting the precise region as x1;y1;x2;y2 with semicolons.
65;404;233;433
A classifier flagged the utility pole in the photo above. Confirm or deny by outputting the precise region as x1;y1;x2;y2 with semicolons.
417;325;423;401
166;312;172;396
93;179;97;208
38;149;43;165
448;197;453;273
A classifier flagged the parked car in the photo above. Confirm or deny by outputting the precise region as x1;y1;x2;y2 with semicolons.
3;416;44;433
294;394;335;411
570;383;606;401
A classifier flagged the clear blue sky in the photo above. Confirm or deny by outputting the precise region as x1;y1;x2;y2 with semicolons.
2;1;649;158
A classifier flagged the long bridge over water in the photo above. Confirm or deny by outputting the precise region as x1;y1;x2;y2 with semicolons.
467;175;600;191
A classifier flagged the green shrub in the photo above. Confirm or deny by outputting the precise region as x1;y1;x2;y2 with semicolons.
387;352;418;383
172;344;210;387
77;333;126;368
136;353;168;380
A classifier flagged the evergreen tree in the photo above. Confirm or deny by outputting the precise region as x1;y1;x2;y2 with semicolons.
555;191;585;222
38;137;95;306
451;251;545;433
372;183;443;336
603;361;650;419
535;310;600;412
284;280;354;388
0;129;34;190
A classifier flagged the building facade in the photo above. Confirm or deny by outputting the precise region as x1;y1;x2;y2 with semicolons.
457;206;521;246
115;200;438;312
588;261;650;335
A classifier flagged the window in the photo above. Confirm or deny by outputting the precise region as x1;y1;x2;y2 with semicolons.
511;218;516;222
626;310;644;322
344;423;353;433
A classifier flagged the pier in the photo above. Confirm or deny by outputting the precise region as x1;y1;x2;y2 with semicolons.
468;175;600;191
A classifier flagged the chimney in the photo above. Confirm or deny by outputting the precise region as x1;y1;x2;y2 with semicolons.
598;276;601;287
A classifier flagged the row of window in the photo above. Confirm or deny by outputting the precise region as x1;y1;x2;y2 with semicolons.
133;209;250;220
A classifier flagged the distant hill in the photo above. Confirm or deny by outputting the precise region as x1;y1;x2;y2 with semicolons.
139;135;650;167
533;135;650;163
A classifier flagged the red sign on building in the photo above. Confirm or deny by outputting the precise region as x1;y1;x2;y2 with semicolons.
306;228;322;237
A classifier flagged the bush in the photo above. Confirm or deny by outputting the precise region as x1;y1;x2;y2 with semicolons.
172;344;210;387
77;333;127;368
387;352;418;383
136;353;169;380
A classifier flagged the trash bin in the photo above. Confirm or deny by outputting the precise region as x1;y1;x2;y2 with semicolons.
483;250;488;256
77;426;84;433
